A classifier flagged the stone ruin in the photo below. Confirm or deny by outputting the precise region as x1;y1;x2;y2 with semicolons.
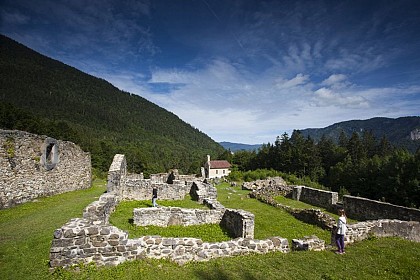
49;154;289;268
49;159;419;268
0;129;91;209
250;178;420;246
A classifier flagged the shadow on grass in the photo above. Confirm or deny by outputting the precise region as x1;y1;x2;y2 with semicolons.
194;267;258;280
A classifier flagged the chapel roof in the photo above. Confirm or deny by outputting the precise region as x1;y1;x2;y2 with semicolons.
209;160;231;169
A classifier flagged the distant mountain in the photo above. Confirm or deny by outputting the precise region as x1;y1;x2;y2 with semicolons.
219;141;262;152
300;117;420;153
0;35;224;174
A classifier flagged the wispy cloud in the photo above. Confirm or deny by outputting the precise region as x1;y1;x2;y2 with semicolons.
1;0;419;143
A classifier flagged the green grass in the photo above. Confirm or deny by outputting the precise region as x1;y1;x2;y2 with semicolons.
1;179;420;280
109;197;232;241
0;179;107;280
274;196;357;224
216;183;331;241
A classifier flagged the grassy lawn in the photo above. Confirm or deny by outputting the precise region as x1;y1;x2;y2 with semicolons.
109;196;232;241
1;179;419;280
274;195;358;224
216;183;331;241
0;179;107;280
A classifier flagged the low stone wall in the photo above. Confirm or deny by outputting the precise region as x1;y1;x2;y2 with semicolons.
133;205;255;239
344;195;420;222
133;207;224;227
250;188;420;244
190;181;218;203
346;219;420;243
83;193;121;224
0;130;91;209
250;191;336;231
292;235;325;251
106;154;196;201
292;186;338;209
123;180;190;201
50;218;289;267
242;177;288;192
220;209;255;239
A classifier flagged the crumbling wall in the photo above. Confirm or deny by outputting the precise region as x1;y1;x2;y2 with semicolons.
292;186;338;209
346;219;420;243
107;154;192;200
133;207;224;227
0;130;91;209
50;191;287;268
344;195;420;222
220;209;255;239
189;181;217;203
49;217;289;267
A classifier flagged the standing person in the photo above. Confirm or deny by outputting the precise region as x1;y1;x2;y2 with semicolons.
152;187;158;207
336;209;347;254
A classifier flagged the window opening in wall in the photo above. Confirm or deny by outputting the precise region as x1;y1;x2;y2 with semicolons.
42;138;59;171
46;143;55;164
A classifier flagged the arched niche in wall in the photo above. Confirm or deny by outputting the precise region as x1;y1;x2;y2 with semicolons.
41;138;59;170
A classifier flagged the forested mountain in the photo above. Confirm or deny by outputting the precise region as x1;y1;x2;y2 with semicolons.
300;117;420;153
0;35;224;176
219;142;262;152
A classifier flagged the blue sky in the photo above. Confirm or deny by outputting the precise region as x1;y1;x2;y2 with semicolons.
1;0;420;144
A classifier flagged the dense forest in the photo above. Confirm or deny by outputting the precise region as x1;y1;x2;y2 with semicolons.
0;35;224;176
223;130;420;208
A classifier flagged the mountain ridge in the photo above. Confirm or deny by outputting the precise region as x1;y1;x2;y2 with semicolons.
300;116;420;153
219;141;262;152
0;34;224;174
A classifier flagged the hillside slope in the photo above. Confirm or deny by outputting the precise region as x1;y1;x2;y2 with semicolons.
0;35;224;175
300;117;420;153
219;142;262;152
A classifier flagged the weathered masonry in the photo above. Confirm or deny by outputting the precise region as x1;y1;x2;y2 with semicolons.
50;154;289;267
291;185;420;222
0;130;91;209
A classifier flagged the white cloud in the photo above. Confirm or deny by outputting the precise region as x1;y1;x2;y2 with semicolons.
321;74;348;87
90;54;420;144
313;88;370;109
276;73;310;89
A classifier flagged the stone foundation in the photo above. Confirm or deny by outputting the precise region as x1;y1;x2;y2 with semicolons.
292;235;325;251
50;155;288;268
50;217;289;267
133;207;224;227
50;190;288;267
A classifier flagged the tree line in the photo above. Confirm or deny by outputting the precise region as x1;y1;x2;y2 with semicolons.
222;130;420;208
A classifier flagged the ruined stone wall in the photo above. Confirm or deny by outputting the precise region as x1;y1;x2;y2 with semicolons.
346;219;420;243
83;192;121;224
220;209;255;239
107;154;126;193
292;186;338;209
50;217;289;267
133;207;224;227
189;181;218;203
344;195;420;222
107;154;193;201
0;130;91;209
50;191;288;267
